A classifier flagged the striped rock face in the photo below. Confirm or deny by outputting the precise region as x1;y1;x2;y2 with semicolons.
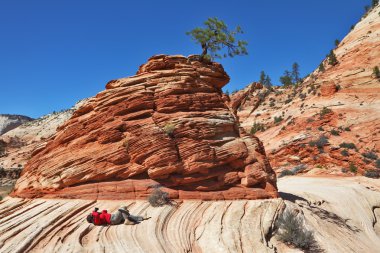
12;55;277;200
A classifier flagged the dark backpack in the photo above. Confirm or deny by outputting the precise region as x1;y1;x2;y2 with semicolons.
86;213;93;223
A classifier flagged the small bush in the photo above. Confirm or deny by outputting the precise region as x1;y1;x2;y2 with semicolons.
250;122;266;134
318;126;324;131
376;159;380;169
363;158;372;164
163;123;176;137
341;168;348;173
291;164;307;174
373;66;380;79
344;127;351;131
148;186;171;207
319;63;325;72
275;210;318;251
284;98;292;104
331;129;340;136
364;170;380;178
362;151;378;160
349;163;358;173
274;116;283;124
279;170;295;178
309;135;329;151
270;101;275;107
341;149;349;157
339;142;357;150
320;107;332;117
328;50;338;66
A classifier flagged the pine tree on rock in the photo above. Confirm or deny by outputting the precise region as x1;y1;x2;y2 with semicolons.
280;70;293;87
186;17;248;61
328;50;338;66
292;62;301;84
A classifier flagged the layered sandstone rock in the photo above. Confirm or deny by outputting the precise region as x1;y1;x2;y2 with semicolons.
231;5;380;175
1;176;379;252
0;100;88;188
12;55;277;200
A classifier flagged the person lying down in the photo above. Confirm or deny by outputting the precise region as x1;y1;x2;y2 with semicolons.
87;206;151;226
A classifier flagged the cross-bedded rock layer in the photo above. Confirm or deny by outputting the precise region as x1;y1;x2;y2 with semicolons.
12;55;277;200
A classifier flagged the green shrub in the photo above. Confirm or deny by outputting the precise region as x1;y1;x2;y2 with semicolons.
278;170;295;178
331;129;340;136
320;107;332;117
299;93;306;100
339;142;357;150
250;122;265;134
328;50;338;66
362;158;371;164
318;126;324;131
319;63;325;72
291;164;307;174
163;123;176;137
341;149;349;157
364;170;380;179
349;163;358;173
309;135;329;151
274;116;283;124
148;186;171;207
344;127;351;131
373;66;380;79
275;210;318;251
362;151;378;160
376;159;380;169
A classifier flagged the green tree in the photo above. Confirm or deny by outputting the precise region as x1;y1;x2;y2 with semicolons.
264;75;272;88
373;0;379;7
280;70;293;87
292;62;301;84
334;39;340;47
186;17;248;61
259;71;266;84
328;50;338;66
319;63;325;72
259;71;272;88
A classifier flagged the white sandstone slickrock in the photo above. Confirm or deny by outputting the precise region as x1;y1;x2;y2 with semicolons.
0;177;380;252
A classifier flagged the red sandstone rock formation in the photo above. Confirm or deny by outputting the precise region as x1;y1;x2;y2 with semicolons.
12;55;277;200
230;5;380;176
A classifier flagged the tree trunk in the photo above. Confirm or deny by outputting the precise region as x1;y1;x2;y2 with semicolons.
200;44;208;62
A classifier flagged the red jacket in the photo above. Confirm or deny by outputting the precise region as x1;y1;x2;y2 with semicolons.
92;211;102;225
100;210;111;225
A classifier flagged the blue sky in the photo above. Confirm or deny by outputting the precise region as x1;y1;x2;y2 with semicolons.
0;0;371;118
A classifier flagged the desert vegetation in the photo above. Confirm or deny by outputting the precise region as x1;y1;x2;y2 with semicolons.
148;185;172;207
186;17;248;61
275;209;320;252
250;122;266;134
163;123;176;137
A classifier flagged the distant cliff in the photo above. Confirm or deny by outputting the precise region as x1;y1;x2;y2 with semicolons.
0;114;33;135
